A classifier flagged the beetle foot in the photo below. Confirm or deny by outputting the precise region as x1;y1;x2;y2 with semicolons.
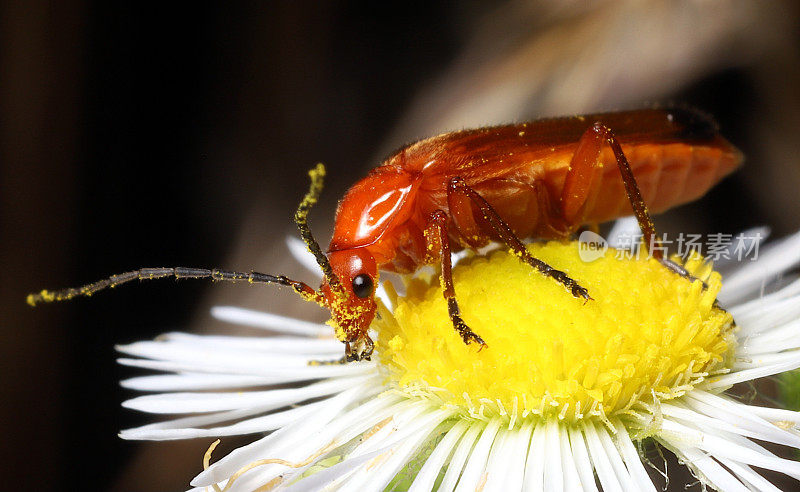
549;269;592;302
453;315;488;350
659;257;709;290
572;284;593;303
344;335;375;362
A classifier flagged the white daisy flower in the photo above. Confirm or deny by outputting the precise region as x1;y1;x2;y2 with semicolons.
117;230;800;492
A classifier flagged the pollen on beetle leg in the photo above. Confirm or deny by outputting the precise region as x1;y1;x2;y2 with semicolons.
374;242;735;428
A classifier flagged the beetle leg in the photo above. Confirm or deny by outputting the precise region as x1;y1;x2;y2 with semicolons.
344;335;374;362
425;209;487;348
446;180;488;249
562;122;709;285
562;121;663;259
448;177;591;301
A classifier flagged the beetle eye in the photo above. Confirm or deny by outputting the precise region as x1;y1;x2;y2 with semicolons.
351;274;373;299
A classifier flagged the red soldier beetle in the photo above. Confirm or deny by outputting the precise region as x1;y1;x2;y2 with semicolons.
29;108;742;361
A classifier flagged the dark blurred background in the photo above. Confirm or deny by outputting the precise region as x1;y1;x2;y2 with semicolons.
2;1;799;490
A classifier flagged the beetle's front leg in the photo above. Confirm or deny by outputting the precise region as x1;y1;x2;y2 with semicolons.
344;335;374;362
424;210;487;349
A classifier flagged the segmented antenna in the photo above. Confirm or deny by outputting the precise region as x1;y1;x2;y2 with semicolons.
26;267;322;307
26;164;345;307
294;163;345;297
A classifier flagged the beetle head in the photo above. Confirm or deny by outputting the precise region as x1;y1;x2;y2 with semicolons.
320;247;378;360
292;164;380;360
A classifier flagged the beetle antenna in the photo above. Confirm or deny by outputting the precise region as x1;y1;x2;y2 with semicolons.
27;267;324;307
294;163;345;298
27;165;343;309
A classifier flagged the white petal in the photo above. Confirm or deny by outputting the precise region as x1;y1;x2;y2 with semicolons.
660;418;800;479
595;424;637;490
211;306;329;336
481;428;511;492
503;421;534;492
437;423;482;492
522;421;546;491
731;277;800;321
716;425;794;458
543;419;564;492
213;398;427;492
122;376;373;414
567;425;598;492
668;395;800;449
703;354;800;389
718;229;800;305
286;236;324;276
558;423;583;492
121;373;281;392
672;445;749;492
120;401;320;440
736;318;800;356
234;399;422;492
581;423;624;492
612;420;656;492
191;391;402;487
352;405;455;464
338;408;453;492
117;336;372;369
118;356;373;381
742;404;800;425
717;458;782;492
454;418;502;492
699;420;800;488
280;448;386;492
607;216;640;249
408;420;469;492
156;331;341;353
117;339;328;369
733;350;800;371
733;295;800;337
345;402;431;457
374;281;393;309
127;378;383;439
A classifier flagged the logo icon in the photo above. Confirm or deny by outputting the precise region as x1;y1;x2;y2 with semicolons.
578;230;608;262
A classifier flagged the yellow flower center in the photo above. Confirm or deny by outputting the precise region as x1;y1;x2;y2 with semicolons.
375;242;735;425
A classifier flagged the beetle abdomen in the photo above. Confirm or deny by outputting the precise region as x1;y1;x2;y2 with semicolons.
581;139;741;224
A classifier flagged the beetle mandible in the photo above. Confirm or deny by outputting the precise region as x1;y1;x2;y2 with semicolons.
29;108;742;361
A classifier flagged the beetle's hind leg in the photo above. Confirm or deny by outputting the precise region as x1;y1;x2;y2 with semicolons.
561;122;705;284
425;210;487;349
447;177;591;301
561;122;664;259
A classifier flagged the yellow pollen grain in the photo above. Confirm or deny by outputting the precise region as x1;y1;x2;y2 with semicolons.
326;295;371;342
374;242;735;424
